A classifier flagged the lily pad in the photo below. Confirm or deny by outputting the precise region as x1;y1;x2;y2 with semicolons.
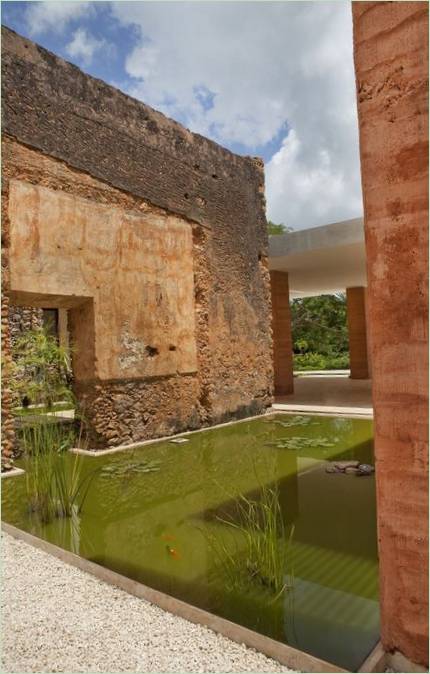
100;459;161;478
271;416;318;429
267;436;339;450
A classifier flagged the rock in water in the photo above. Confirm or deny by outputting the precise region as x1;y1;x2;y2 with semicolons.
357;463;375;476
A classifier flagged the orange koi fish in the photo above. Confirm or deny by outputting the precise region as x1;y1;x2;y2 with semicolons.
165;545;180;559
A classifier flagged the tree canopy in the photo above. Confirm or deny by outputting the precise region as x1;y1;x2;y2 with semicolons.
267;220;349;369
291;293;349;359
267;220;293;235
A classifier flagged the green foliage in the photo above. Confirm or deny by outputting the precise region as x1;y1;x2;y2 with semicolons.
205;485;294;599
10;328;74;409
21;420;94;524
291;293;349;370
22;423;61;522
53;455;96;520
293;352;350;371
267;220;293;236
12;329;94;522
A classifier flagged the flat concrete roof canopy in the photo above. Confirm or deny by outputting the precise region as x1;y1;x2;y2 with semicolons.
268;217;367;298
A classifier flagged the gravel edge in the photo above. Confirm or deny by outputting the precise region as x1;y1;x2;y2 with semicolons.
1;532;295;673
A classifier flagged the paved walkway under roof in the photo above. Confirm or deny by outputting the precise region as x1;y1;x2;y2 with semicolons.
273;374;373;416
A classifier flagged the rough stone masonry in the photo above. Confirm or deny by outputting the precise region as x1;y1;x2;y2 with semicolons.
1;26;273;452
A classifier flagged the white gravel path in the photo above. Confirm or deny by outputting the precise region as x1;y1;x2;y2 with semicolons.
1;533;295;673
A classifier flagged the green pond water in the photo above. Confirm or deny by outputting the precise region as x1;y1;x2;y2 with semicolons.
2;413;379;671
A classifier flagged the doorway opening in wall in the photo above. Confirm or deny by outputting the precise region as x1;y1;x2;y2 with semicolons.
42;308;59;339
291;292;349;374
10;303;75;417
285;291;373;412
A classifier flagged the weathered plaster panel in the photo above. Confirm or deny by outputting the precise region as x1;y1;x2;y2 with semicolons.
9;180;198;381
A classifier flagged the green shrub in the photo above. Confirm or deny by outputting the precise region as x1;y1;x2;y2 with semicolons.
325;353;350;369
291;293;349;355
10;327;74;409
293;352;349;371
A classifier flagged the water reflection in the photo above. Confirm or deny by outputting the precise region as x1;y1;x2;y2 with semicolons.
2;414;378;671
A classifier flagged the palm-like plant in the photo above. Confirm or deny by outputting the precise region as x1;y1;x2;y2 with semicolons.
10;327;74;409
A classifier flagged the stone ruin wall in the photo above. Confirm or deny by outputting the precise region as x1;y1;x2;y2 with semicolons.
9;307;43;342
6;306;44;412
1;26;273;452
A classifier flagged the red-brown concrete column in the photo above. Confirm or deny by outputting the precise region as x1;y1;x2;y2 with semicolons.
353;2;428;666
346;286;369;379
364;288;373;378
270;271;294;396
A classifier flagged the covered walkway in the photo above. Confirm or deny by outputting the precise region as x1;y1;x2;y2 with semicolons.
273;373;372;417
269;218;372;397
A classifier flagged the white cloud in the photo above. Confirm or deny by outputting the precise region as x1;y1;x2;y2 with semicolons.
111;1;363;230
65;27;105;65
24;1;92;36
265;130;362;229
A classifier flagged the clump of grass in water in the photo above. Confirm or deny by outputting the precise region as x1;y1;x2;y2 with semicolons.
22;420;96;523
205;484;294;600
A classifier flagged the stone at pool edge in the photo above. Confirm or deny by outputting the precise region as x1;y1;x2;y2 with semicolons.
325;461;375;476
1;457;15;472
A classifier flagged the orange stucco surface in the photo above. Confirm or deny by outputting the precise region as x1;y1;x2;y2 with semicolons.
353;1;428;666
8;179;198;381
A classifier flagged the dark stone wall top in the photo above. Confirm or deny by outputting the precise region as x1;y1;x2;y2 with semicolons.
1;25;266;230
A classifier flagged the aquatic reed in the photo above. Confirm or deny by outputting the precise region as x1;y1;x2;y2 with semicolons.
204;483;294;599
22;419;95;523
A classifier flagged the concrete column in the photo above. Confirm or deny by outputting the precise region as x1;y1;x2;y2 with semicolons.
346;287;369;379
270;271;293;396
364;288;372;378
353;2;428;667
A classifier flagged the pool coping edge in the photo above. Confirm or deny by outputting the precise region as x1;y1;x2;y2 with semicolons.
70;410;277;456
2;521;350;674
358;642;386;672
70;409;373;457
1;467;25;479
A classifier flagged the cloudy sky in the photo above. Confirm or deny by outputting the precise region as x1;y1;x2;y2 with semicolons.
3;1;363;230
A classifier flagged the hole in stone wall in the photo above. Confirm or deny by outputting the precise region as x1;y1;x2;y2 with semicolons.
195;287;204;304
211;173;218;179
193;226;205;246
184;193;190;199
146;345;159;357
169;345;177;351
